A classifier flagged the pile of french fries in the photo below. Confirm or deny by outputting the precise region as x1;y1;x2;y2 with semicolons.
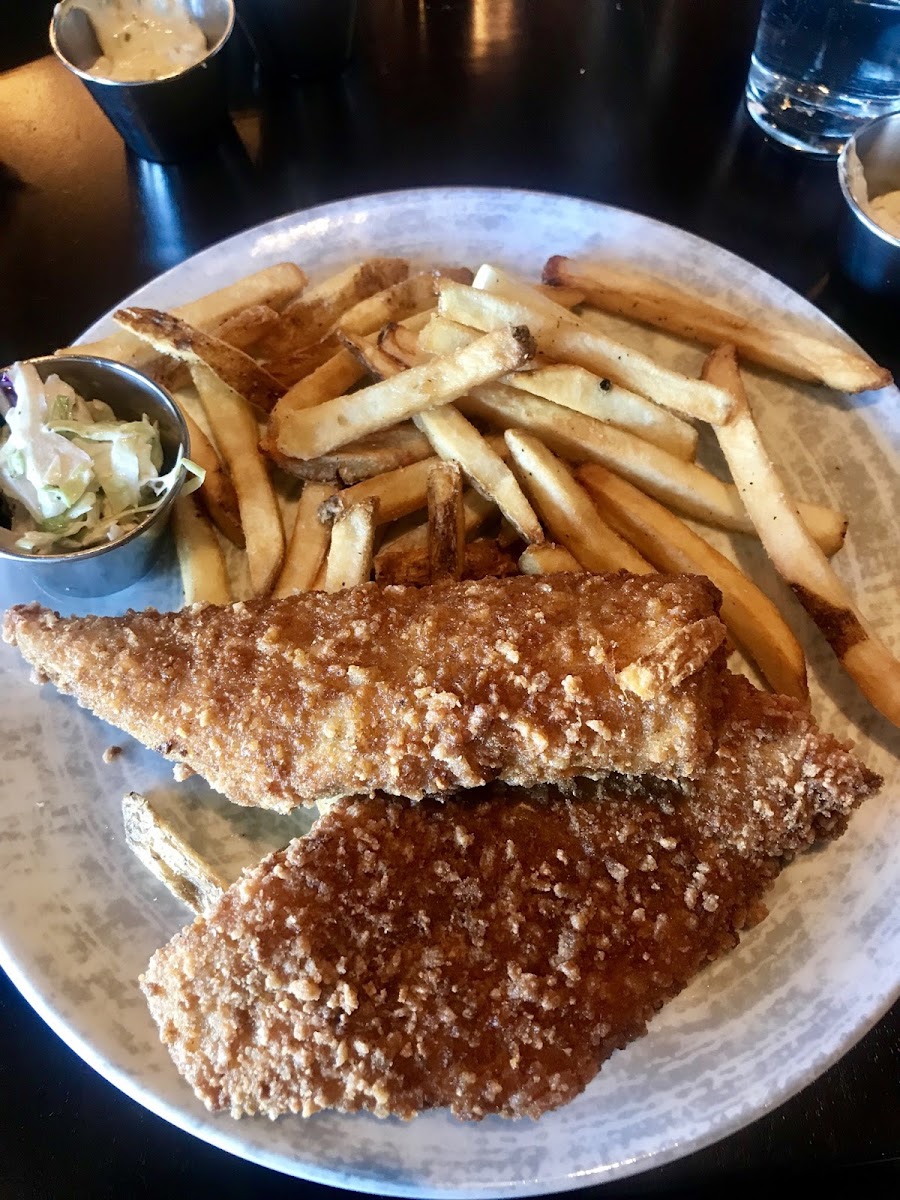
66;252;900;728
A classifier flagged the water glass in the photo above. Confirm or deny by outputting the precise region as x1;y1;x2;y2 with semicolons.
746;0;900;155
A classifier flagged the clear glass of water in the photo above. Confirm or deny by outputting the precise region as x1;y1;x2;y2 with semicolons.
746;0;900;155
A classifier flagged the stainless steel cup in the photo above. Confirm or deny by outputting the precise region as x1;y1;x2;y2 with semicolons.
50;0;236;163
837;109;900;299
235;0;357;81
0;355;189;598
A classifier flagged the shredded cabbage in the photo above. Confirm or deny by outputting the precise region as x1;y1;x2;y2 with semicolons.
0;362;203;555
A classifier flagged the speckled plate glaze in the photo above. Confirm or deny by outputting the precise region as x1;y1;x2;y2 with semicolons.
1;188;898;1197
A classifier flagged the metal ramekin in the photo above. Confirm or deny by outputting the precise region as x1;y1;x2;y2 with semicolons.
50;0;235;163
0;355;189;597
837;109;900;299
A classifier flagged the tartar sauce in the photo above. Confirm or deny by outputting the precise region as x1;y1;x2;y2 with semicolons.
845;143;900;243
82;0;208;82
866;190;900;241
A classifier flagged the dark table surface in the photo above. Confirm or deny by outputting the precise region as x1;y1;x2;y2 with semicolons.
1;2;898;1197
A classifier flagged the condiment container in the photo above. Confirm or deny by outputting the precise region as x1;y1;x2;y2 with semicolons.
0;355;189;597
837;109;900;299
50;0;235;163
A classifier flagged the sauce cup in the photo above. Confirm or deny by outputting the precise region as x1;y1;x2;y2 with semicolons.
837;109;900;300
50;0;235;163
0;355;189;598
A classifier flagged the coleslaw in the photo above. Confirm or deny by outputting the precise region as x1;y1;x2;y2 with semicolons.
0;361;202;555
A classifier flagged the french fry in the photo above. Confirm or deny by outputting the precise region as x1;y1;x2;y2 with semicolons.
144;356;194;393
461;537;518;580
377;322;423;368
319;456;441;525
399;309;438;334
375;537;517;586
255;258;409;360
427;461;466;581
213;304;281;353
462;382;847;555
264;336;344;387
496;518;521;548
438;279;736;424
318;432;511;525
372;546;440;587
415;316;697;460
151;305;285;394
337;268;473;338
507;363;698;460
369;319;444;369
63;262;307;365
704;344;900;726
413;404;544;543
332;425;434;483
262;350;368;461
122;792;228;916
409;322;844;552
379;313;468;360
191;364;285;595
535;283;585;308
579;462;808;700
338;330;407;380
276;326;536;460
472;263;582;315
418;315;482;356
115;308;283;414
337;273;435;336
518;543;583;575
174;401;244;546
264;424;434;484
171;495;232;607
324;497;378;591
374;488;496;574
270;350;366;422
415;313;553;370
469;262;586;311
544;257;892;394
261;445;346;483
310;560;329;592
504;430;653;574
273;481;338;598
274;311;433;390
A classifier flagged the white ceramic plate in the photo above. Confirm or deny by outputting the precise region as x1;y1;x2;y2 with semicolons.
1;188;898;1197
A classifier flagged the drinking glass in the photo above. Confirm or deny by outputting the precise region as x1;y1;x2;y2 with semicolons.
746;0;900;155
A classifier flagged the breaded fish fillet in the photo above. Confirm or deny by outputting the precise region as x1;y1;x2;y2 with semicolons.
140;676;880;1121
3;574;726;811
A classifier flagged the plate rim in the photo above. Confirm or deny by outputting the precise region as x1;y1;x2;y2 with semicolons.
79;184;883;364
4;930;898;1199
3;184;898;1196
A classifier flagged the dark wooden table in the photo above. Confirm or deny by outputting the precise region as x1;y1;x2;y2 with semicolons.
1;2;898;1196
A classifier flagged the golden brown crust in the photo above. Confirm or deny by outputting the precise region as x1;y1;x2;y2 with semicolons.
140;680;879;1122
114;307;284;414
678;674;881;855
3;574;727;810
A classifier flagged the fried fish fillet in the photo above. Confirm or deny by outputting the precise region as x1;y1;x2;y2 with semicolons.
3;574;727;811
140;676;880;1121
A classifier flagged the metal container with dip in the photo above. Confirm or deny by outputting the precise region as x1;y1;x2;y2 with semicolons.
838;108;900;299
50;0;235;163
0;356;190;598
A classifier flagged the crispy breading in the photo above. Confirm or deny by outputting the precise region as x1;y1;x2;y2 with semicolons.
140;675;880;1121
2;574;727;811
